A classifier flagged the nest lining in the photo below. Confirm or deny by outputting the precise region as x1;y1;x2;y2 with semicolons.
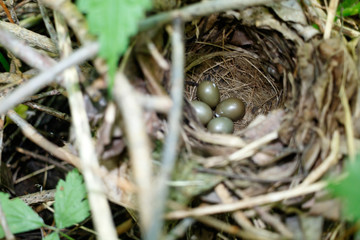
185;48;281;130
183;17;293;135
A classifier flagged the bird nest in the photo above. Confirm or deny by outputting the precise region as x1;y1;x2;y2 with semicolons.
165;12;360;238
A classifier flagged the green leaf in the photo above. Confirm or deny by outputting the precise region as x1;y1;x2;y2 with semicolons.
328;155;360;221
337;0;360;17
54;169;90;229
76;0;152;96
339;0;358;9
0;192;44;238
5;104;29;128
0;52;9;72
43;232;60;240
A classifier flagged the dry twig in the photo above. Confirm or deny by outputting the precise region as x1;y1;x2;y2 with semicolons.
0;21;56;53
37;1;58;45
113;72;153;238
0;25;56;70
140;0;279;31
166;181;326;219
147;17;185;240
0;41;99;115
300;131;340;186
324;0;339;39
54;12;117;240
6;110;81;168
41;0;93;44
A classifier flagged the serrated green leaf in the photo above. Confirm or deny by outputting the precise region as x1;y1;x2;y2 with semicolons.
328;155;360;222
0;192;44;238
43;232;60;240
76;0;152;95
54;169;90;229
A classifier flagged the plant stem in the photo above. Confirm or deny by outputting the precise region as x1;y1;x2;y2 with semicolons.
139;0;278;31
54;11;117;240
146;17;185;240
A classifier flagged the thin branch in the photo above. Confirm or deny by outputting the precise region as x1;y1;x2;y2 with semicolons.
54;11;117;240
340;84;355;162
147;17;185;240
14;165;55;184
0;0;14;23
5;0;18;24
323;0;339;39
166;218;195;240
113;72;153;237
0;21;56;53
229;131;278;162
300;131;340;187
0;42;99;115
16;147;71;172
24;102;71;122
41;0;94;44
23;89;63;102
19;189;56;205
139;0;279;31
166;181;327;219
6;110;81;168
0;115;4;163
38;1;58;45
0;25;56;70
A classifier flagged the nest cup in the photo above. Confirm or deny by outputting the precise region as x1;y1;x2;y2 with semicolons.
184;18;293;131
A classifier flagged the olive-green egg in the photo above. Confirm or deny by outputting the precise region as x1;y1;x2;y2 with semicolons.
191;101;213;125
215;98;245;121
207;117;234;134
197;81;220;108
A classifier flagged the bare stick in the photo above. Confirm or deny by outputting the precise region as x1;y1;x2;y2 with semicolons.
300;131;340;186
340;85;355;161
113;72;154;237
14;165;55;184
24;102;71;122
166;181;327;219
147;17;185;240
0;21;56;53
19;189;56;205
0;42;99;115
54;12;117;240
0;202;15;240
16;147;71;172
6;110;81;168
0;25;56;70
5;0;18;24
0;0;14;23
139;0;278;31
0;115;4;163
323;0;339;39
40;0;93;44
229;131;278;162
166;218;195;240
38;1;58;45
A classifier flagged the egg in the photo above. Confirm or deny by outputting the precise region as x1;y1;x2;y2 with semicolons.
197;81;220;108
191;101;213;125
207;117;234;134
215;98;245;121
